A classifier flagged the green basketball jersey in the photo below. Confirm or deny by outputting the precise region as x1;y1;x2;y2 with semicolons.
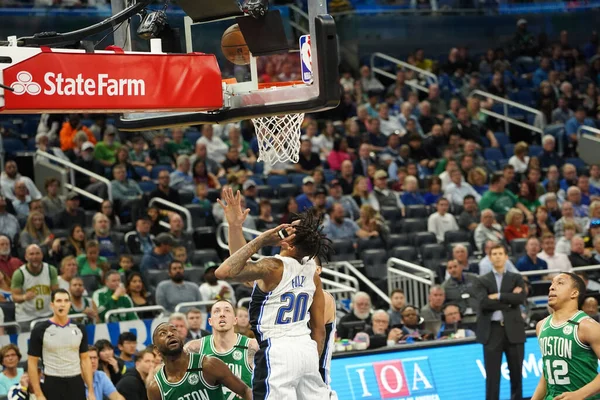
154;353;224;400
539;310;600;400
199;334;253;400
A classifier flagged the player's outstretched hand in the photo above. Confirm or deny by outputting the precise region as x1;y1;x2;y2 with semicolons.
553;392;582;400
217;187;250;227
258;224;296;247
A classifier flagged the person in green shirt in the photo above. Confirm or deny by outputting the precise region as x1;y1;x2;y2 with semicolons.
517;181;541;213
166;127;193;158
479;175;534;221
224;127;253;163
76;240;107;278
94;131;121;167
92;270;138;322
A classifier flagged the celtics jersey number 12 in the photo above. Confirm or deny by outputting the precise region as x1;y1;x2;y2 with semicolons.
538;310;600;400
154;353;224;400
198;334;253;400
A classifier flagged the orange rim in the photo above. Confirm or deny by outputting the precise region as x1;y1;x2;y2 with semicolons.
258;80;306;89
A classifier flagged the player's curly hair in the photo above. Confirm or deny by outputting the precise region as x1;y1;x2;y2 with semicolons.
291;208;332;263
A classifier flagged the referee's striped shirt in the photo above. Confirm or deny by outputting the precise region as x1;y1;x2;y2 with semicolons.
28;320;88;377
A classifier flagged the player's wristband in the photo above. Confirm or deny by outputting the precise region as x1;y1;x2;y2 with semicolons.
112;295;119;301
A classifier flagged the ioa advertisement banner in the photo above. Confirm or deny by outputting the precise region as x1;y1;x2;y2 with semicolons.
329;336;600;400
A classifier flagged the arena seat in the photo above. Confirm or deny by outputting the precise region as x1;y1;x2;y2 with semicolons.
484;148;504;162
147;270;169;290
402;218;428;233
413;231;437;248
405;205;428;219
510;238;528;258
191;248;221;265
388;246;418;264
380;206;402;222
183;266;205;283
266;175;289;188
82;275;101;294
443;230;471;244
179;191;194;205
277;183;299;198
330;239;356;261
138;181;157;193
257;185;275;199
193;227;218;250
360;249;388;281
357;237;384;253
385;233;411;249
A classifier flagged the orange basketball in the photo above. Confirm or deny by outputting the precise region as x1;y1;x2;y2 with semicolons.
221;24;250;66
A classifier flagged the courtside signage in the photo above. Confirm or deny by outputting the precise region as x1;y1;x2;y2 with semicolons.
1;51;223;112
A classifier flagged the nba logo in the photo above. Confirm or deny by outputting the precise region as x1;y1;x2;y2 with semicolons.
299;35;313;84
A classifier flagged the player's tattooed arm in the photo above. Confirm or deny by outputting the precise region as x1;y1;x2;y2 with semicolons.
215;224;293;282
183;339;202;354
310;272;326;357
246;339;259;370
204;356;252;400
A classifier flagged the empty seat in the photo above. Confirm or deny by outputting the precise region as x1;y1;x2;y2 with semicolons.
288;173;308;187
421;243;446;260
360;249;388;281
444;230;470;244
389;246;418;263
330;239;356;261
493;132;510;146
207;189;220;203
184;266;204;283
269;198;288;214
52;229;69;239
357;237;384;253
385;233;411;249
179;191;194;205
402;218;427;233
413;231;437;248
503;144;515;158
484;148;504;162
510;238;528;258
138;181;157;193
266;175;289;187
192;249;221;266
257;185;275;199
380;206;402;222
185;204;210;226
405;205;428;219
193;227;218;250
147;269;169;289
277;183;299;198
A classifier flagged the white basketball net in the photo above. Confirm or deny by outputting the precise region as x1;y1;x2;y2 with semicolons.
252;113;305;165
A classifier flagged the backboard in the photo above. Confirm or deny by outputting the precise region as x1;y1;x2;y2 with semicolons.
116;0;340;131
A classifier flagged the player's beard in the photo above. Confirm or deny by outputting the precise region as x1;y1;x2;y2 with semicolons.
162;342;184;357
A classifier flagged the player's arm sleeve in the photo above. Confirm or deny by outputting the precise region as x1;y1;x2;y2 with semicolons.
310;273;326;357
28;325;44;357
78;324;89;353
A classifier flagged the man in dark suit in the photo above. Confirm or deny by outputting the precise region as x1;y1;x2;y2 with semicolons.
475;243;526;400
352;143;376;177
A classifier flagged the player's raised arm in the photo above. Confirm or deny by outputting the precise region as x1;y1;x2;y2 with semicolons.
530;319;547;400
556;319;600;399
310;272;326;357
146;376;162;400
203;356;252;400
215;224;294;283
183;338;202;354
217;187;250;255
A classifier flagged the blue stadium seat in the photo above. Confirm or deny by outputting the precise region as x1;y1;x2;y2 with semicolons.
266;175;289;188
483;148;503;161
253;162;264;175
138;181;157;193
151;165;173;179
529;145;542;156
26;137;36;151
135;166;150;178
504;144;514;158
288;173;308;187
497;159;509;169
324;169;336;183
389;246;419;264
246;175;264;185
3;138;25;154
185;130;201;145
493;133;510;147
23;120;39;136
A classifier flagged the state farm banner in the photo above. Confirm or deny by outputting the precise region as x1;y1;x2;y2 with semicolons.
1;49;223;113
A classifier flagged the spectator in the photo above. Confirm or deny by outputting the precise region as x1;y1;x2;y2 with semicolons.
516;237;548;273
551;97;575;125
221;147;248;175
140;233;175;273
295;139;321;174
12;245;59;326
197;126;229;164
0;345;23;396
508;142;530;174
168;313;192;343
0;235;22;279
89;213;121;260
94;131;120;167
479;240;519;275
111;164;143;203
442;259;479;314
338;160;356;196
503;208;529;243
73;141;109;201
554;201;587;237
356;204;389;241
0;196;20;244
41;178;65;218
577;271;600;293
167;213;193;253
367;118;388;151
19;211;55;256
327;180;360;220
399;305;433;341
475;210;506;251
568;236;594;267
535;206;554;237
117;332;137;369
468;167;489;195
353;143;377;177
198;263;236;306
167;127;193;157
566;186;589;218
156;261;201;313
125;272;155;320
437;304;475;339
427;198;459;243
427;84;448;119
169;155;195;193
565;106;596;153
556;222;577;255
451;244;474;275
338;292;372;339
93;270;138;322
327;137;351;172
147;207;167;236
582;297;600;321
532;57;551;87
400;176;425;206
560;163;579;192
457;195;480;232
369;170;404;213
69;276;99;325
62;224;87;259
95;340;127;387
359;66;384;92
479;175;531;221
189;142;224;178
418;101;439;135
351;177;371;208
378;103;403;136
444;169;481;207
186;308;210;340
100;200;121;229
537;233;573;273
115;347;155;400
364;310;402;350
59;114;96;151
53;192;86;230
149;169;181;205
323;203;370;240
11;181;32;219
296;176;316;212
126;216;154;255
420;286;445;322
193;183;211;209
388;289;406;327
578;176;600;206
129;137;151;170
589;165;600;189
148;132;174;167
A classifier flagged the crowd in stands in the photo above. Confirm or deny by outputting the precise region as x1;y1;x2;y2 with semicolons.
0;23;599;383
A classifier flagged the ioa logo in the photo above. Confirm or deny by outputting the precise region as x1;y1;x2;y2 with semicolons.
346;358;439;400
9;71;145;97
11;71;41;96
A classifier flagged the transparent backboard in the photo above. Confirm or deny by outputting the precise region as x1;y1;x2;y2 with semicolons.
117;0;340;131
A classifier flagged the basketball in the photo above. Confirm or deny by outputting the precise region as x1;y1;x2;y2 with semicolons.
221;24;250;66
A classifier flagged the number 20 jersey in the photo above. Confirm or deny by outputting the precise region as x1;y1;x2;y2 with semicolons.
538;310;600;400
249;255;317;343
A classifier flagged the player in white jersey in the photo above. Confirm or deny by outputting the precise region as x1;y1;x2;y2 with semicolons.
215;188;331;400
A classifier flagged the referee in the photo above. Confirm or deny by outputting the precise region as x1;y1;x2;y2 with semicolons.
28;289;96;400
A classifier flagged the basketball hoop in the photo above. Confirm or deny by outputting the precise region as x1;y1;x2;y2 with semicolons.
252;81;306;164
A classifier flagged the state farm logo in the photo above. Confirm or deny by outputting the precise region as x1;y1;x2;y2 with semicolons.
9;71;146;97
11;71;41;96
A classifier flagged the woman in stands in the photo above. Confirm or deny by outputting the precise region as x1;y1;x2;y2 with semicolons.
517;181;541;212
327;136;351;172
255;199;274;231
0;344;24;396
0;270;12;302
534;206;555;237
468;167;488;195
57;256;79;292
100;199;121;229
280;197;299;224
508;141;530;174
192;159;220;189
125;272;155;320
352;176;371;207
95;339;126;386
19;211;55;254
356;204;389;242
113;147;143;182
147;206;167;236
234;307;255;339
504;208;530;243
77;240;108;278
62;224;87;258
423;176;443;206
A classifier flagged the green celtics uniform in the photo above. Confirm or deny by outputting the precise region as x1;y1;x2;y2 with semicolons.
199;334;253;400
539;310;600;400
154;353;224;400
